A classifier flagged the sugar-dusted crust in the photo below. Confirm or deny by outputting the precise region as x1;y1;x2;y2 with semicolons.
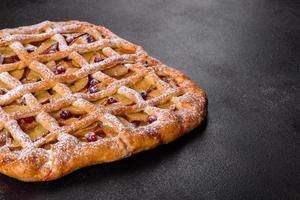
0;21;207;181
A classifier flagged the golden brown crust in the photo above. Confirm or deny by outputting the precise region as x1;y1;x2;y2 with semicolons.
0;20;207;181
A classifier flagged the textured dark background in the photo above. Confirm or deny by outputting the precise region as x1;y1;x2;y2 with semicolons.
0;0;299;199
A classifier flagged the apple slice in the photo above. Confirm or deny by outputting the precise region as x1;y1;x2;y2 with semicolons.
10;139;21;149
117;116;131;126
27;124;48;141
0;47;14;55
103;65;128;78
3;105;29;113
113;93;134;105
35;91;51;104
70;76;89;92
33;39;57;55
147;89;161;98
71;36;86;45
51;91;62;100
26;70;41;82
120;70;135;79
125;112;148;122
82;51;95;62
9;69;24;80
66;67;78;74
158;101;173;109
59;117;79;126
65;105;86;115
74;122;104;137
132;78;153;92
46;60;57;70
95;98;107;105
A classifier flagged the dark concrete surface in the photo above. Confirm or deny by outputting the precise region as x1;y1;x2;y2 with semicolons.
0;0;299;199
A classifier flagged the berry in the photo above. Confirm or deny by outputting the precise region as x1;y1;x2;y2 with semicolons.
60;110;71;120
86;134;97;142
94;57;103;63
89;86;99;94
147;115;157;124
140;91;147;100
54;66;66;75
107;97;117;104
86;34;94;43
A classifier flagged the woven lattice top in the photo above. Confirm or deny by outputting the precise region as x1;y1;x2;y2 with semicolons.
0;21;207;181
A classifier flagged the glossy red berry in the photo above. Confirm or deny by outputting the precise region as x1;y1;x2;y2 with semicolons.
86;134;97;142
147;115;157;124
140;91;147;100
86;34;94;43
60;110;71;120
107;97;117;104
94;57;103;63
54;66;66;75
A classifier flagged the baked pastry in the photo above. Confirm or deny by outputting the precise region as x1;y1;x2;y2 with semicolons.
0;21;207;181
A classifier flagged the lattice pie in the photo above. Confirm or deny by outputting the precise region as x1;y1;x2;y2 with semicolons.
0;21;207;181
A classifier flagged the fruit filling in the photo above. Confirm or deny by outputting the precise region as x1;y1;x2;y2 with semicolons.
63;33;95;46
54;66;66;75
117;111;156;127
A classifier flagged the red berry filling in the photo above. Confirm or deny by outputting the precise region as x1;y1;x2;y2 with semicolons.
140;91;147;100
94;57;104;63
54;66;66;75
86;34;95;43
147;115;157;124
60;110;72;120
107;97;117;104
86;134;97;142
